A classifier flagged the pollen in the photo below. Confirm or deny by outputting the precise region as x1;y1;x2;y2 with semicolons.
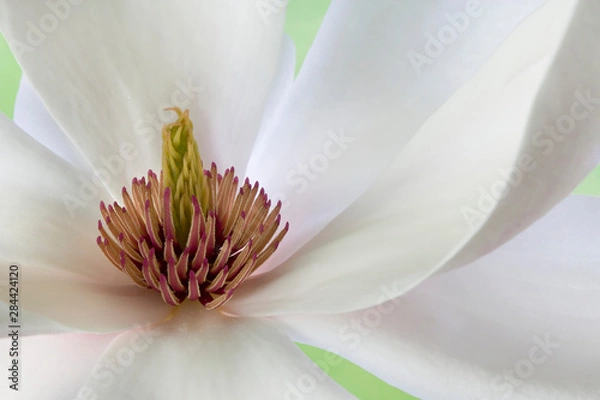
96;108;288;309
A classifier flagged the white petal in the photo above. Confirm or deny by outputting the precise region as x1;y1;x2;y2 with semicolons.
0;113;121;282
0;303;68;336
258;35;297;131
275;195;600;400
3;271;173;333
81;303;353;400
228;0;600;316
246;0;546;269
0;332;118;400
14;75;88;168
0;115;171;332
0;0;287;198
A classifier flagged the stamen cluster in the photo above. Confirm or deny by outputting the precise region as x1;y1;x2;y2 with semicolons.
97;164;288;309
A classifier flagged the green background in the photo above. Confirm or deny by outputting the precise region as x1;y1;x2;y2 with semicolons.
0;3;598;400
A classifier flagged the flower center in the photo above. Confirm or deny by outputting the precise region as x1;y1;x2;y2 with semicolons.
96;108;288;309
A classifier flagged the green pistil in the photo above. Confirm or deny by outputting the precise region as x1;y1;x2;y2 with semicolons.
161;107;210;245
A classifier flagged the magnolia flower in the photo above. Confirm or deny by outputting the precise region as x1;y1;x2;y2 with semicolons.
1;1;600;399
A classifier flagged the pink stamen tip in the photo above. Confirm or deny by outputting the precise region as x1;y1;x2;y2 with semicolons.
191;197;201;211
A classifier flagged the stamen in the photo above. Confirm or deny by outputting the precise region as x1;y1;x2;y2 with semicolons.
96;108;288;309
